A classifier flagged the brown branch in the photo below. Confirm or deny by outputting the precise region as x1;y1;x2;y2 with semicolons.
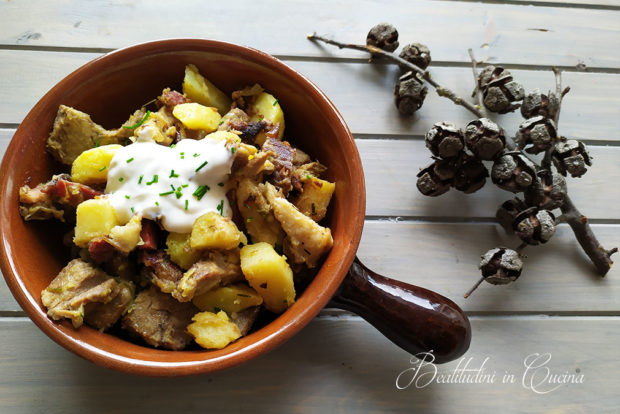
552;67;570;127
468;49;488;118
561;196;617;276
307;33;484;118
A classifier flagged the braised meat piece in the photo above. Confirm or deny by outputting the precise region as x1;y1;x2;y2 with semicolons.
262;137;295;195
231;306;260;336
157;88;189;109
122;286;197;350
19;174;102;221
46;105;141;165
173;252;243;302
139;250;184;294
84;280;135;331
41;259;120;328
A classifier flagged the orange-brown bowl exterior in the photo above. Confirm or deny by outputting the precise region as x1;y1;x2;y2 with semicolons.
0;39;365;376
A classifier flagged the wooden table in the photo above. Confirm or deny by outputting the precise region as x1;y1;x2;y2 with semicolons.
1;1;619;412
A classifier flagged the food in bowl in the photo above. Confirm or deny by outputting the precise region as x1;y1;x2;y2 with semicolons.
18;64;336;351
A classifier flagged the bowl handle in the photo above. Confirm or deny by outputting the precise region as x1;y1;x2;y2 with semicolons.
328;257;471;364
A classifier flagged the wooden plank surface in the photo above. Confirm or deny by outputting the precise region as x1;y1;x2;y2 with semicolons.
1;0;620;68
1;50;619;142
0;317;618;413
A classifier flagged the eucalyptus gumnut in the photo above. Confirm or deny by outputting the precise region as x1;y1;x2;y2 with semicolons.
516;116;558;154
513;207;556;245
452;154;488;194
425;122;464;158
521;89;560;119
524;170;567;210
477;65;524;114
479;247;523;285
398;43;431;71
464;118;505;161
416;160;453;196
491;152;537;193
394;71;428;116
551;139;592;178
496;198;528;233
366;23;399;52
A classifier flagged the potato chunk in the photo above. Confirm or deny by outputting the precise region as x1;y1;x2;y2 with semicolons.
293;177;335;222
240;242;295;313
74;198;120;247
166;232;202;270
71;144;122;185
190;211;247;250
249;92;285;143
187;310;241;349
192;284;263;314
183;64;232;115
172;102;221;131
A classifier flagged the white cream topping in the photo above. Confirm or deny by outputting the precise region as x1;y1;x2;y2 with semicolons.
105;137;234;233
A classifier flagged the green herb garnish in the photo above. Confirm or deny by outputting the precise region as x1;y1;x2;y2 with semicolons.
159;190;175;196
195;161;208;172
122;110;151;130
231;147;236;154
138;175;144;184
98;166;107;172
146;174;158;185
217;182;224;187
125;195;131;199
192;185;209;200
126;157;134;163
216;199;224;215
273;99;279;106
169;169;179;178
118;177;124;182
184;200;189;210
193;153;200;158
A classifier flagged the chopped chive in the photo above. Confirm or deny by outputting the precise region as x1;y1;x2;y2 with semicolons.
118;177;124;182
170;184;176;191
181;184;189;188
131;206;135;213
155;201;159;207
193;153;200;157
218;120;224;126
170;143;176;148
231;147;236;154
246;217;253;223
126;157;134;163
217;182;224;187
184;200;189;210
122;110;151;130
94;139;100;147
273;99;279;106
159;190;175;196
216;199;224;215
180;152;185;159
169;169;179;178
175;191;182;199
195;161;208;172
138;175;144;184
146;174;158;185
98;166;107;172
192;185;209;200
125;195;131;199
306;174;311;180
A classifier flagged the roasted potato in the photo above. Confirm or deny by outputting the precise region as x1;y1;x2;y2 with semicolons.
190;211;247;250
172;102;221;131
187;310;241;349
249;92;285;144
192;283;263;314
240;242;295;313
74;198;120;247
183;64;232;115
293;177;335;222
71;144;122;185
166;232;202;270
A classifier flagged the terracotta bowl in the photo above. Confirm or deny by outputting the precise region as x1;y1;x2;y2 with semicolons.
0;39;470;376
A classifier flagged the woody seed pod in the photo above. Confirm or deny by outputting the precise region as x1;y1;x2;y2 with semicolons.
521;89;560;119
398;43;431;71
524;170;567;210
452;154;488;194
496;198;528;233
366;23;399;53
394;71;428;116
551;139;592;178
425;122;464;159
513;207;556;245
479;247;523;285
416;160;453;197
491;152;537;193
477;66;524;114
515;116;558;154
464;118;506;161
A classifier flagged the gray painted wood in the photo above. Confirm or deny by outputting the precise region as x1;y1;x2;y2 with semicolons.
1;0;619;68
0;317;617;413
1;50;619;141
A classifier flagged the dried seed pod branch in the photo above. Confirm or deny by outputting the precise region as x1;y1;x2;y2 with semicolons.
307;33;484;118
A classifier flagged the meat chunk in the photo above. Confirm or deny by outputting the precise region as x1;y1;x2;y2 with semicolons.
262;137;295;195
236;178;283;246
41;259;120;328
139;250;184;294
19;174;102;221
263;183;333;268
231;306;260;336
157;88;189;109
46;105;140;165
173;252;243;302
122;286;197;350
84;280;135;331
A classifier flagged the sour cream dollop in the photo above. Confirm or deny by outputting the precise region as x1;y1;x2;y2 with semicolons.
105;137;235;233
